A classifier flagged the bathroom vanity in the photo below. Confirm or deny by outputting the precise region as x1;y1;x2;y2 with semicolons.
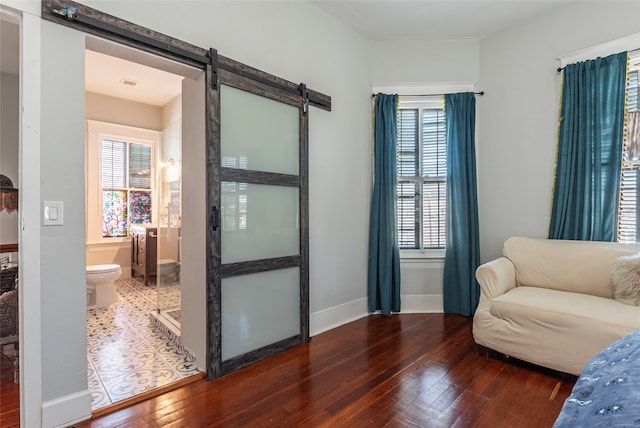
130;224;157;285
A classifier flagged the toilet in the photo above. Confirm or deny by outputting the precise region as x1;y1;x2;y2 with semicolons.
86;264;122;308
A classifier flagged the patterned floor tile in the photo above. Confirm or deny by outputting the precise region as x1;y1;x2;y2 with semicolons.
87;276;199;411
87;360;111;409
101;368;182;402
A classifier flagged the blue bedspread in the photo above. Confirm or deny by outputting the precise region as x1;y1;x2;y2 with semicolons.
553;329;640;427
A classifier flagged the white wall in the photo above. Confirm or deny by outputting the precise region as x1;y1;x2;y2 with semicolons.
478;1;640;262
372;39;480;84
0;72;19;245
161;93;181;129
40;19;92;427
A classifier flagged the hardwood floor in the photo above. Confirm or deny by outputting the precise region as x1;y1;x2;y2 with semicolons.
0;350;20;428
73;314;576;428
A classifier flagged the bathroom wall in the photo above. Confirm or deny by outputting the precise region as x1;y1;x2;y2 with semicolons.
180;74;206;369
159;94;181;261
85;91;163;130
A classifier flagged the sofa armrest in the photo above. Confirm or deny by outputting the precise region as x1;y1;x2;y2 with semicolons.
476;257;517;300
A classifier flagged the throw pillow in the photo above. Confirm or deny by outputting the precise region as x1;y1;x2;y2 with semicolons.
610;254;640;306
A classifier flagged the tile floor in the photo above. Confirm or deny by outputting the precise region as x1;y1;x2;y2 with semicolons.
86;276;200;410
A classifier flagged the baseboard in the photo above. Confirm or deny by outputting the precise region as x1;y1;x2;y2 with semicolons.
400;294;443;313
309;294;444;336
310;297;369;336
41;389;92;428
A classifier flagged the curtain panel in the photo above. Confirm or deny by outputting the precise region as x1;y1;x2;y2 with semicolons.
442;92;481;317
368;93;401;315
549;52;628;241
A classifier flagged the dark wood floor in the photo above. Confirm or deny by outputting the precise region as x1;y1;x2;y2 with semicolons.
69;314;575;428
0;350;20;428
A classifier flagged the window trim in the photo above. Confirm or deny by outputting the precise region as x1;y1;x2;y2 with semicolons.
401;248;446;260
397;98;446;257
371;83;476;260
86;120;159;244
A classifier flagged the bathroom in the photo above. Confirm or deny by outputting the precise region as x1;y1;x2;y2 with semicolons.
83;45;206;411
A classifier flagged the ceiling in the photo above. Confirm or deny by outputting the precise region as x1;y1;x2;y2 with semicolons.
310;0;570;41
85;50;184;107
3;2;573;107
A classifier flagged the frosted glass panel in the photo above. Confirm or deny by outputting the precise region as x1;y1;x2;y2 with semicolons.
221;182;299;264
221;85;299;175
222;268;300;360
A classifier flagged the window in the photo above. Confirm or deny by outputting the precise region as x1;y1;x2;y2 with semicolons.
101;139;153;237
619;52;640;243
396;99;446;250
86;121;158;243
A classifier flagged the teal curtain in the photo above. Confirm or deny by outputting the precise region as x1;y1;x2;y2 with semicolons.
443;92;480;316
368;93;401;315
549;52;628;241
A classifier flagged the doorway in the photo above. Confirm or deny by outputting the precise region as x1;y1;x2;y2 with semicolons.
83;39;206;411
40;4;329;421
0;8;21;426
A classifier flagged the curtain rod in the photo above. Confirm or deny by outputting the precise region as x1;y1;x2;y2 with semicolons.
557;47;640;72
371;91;484;98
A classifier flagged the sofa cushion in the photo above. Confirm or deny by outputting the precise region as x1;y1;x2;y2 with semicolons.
486;286;640;374
503;237;640;298
490;286;640;333
611;254;640;306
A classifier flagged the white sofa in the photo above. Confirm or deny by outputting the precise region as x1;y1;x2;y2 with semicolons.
473;236;640;376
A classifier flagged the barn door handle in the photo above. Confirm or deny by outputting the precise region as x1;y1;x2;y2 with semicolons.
211;206;220;231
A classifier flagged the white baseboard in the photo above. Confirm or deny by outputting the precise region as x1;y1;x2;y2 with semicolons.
310;294;444;336
310;297;368;336
42;390;92;428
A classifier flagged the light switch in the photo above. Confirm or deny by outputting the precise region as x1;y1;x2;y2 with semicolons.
43;201;64;226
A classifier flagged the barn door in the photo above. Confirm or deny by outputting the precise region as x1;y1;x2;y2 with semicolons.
207;68;310;377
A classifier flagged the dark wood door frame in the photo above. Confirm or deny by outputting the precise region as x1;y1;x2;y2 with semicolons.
42;0;331;380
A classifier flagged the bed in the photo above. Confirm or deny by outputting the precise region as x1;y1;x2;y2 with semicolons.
553;329;640;427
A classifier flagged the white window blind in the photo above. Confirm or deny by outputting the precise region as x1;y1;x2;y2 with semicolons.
396;105;446;249
618;54;640;243
129;143;152;189
101;139;126;188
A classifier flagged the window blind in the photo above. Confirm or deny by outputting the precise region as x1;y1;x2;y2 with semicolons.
396;106;446;249
629;69;639;112
421;109;446;248
101;139;126;188
129;143;152;189
618;60;640;242
421;110;446;178
397;109;418;176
